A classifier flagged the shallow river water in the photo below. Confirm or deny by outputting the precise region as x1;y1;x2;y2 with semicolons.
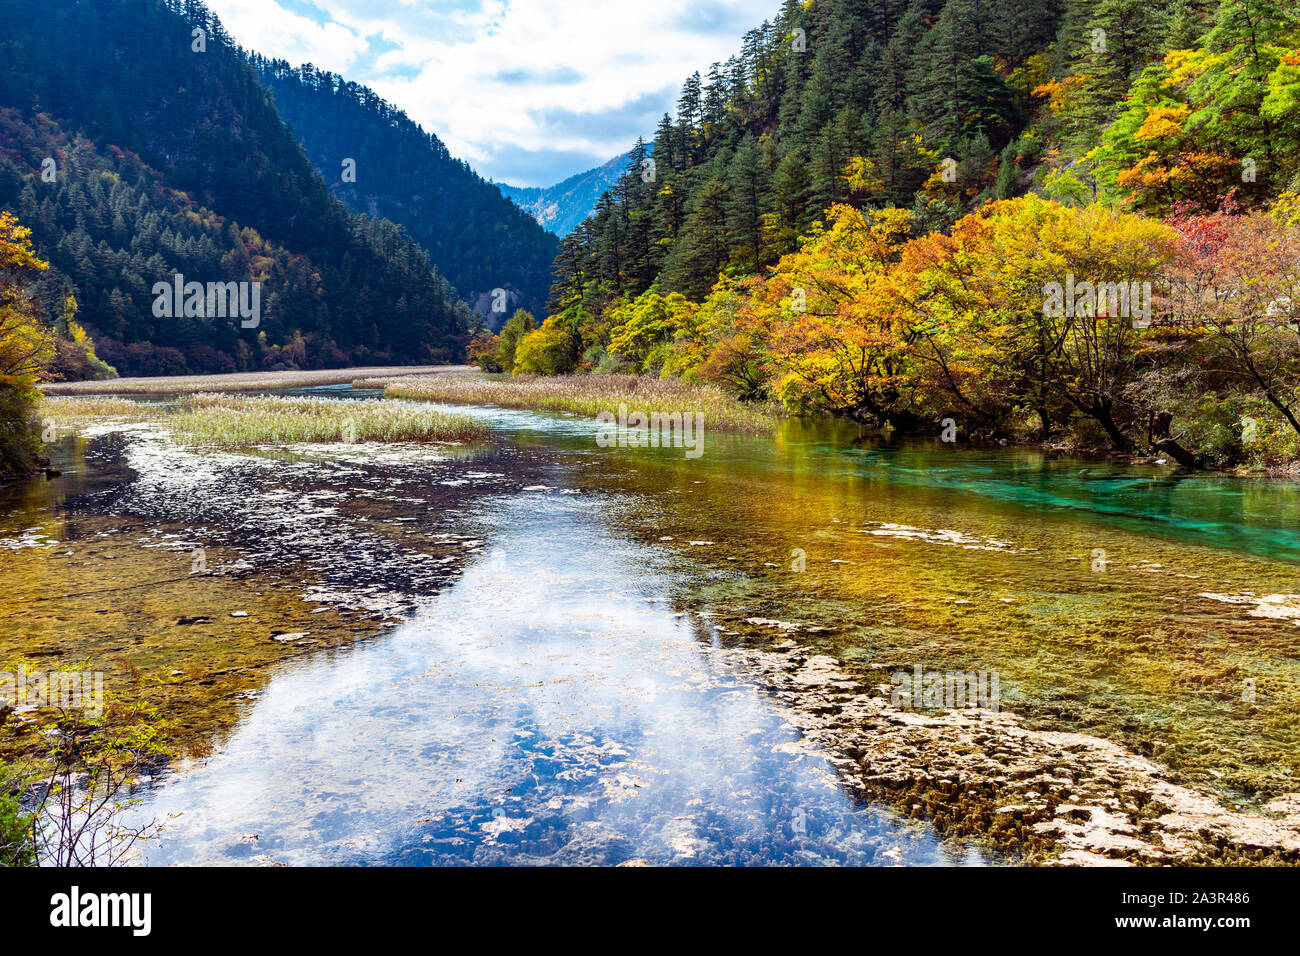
4;386;1299;864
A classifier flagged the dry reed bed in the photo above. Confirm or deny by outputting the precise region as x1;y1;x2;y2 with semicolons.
169;394;488;447
40;394;487;448
367;373;782;433
39;396;163;425
39;365;468;396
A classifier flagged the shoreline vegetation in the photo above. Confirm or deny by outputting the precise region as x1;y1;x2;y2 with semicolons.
39;392;489;448
169;394;489;447
366;372;784;433
470;197;1300;477
28;371;1300;479
38;365;470;396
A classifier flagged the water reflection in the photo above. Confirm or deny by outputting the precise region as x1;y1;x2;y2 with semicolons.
22;389;1300;860
129;492;977;866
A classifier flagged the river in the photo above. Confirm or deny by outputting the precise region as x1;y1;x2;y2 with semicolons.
3;386;1298;864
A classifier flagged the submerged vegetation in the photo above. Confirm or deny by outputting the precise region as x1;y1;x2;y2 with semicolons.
373;373;784;433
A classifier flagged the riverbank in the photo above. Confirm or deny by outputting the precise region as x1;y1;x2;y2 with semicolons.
751;640;1300;864
368;372;784;433
4;382;1299;865
38;365;472;396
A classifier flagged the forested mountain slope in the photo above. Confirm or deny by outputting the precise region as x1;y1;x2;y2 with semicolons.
550;0;1297;314
497;149;645;239
254;58;558;320
0;0;477;375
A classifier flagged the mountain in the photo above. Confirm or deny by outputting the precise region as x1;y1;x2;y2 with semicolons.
496;146;651;238
549;0;1065;313
550;0;1279;322
253;58;558;321
0;0;478;376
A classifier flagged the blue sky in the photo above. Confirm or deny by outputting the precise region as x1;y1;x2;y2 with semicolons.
204;0;777;187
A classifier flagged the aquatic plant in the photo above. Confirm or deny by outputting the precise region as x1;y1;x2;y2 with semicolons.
168;393;489;447
39;366;455;396
370;373;783;433
39;395;161;426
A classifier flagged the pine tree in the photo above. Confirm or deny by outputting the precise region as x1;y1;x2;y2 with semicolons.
726;136;770;273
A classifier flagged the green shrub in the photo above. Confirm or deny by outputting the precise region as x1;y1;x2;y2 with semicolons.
0;763;35;866
0;379;41;478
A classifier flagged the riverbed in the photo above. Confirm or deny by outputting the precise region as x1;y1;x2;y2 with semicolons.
3;386;1299;864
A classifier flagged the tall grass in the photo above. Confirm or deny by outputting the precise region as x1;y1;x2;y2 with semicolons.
169;394;488;447
39;396;161;425
371;373;783;433
40;366;466;396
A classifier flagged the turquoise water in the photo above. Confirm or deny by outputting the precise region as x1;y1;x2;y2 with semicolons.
14;388;1300;863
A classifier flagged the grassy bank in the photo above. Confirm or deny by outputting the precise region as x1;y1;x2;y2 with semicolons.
169;394;488;447
40;395;163;426
368;373;784;433
40;365;470;396
40;393;488;448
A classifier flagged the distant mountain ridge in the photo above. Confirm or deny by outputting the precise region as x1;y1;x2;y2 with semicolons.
0;0;479;375
497;146;651;239
254;58;559;320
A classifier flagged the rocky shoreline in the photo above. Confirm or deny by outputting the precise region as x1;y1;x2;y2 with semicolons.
738;638;1300;865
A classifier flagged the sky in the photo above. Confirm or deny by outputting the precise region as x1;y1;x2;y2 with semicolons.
203;0;778;188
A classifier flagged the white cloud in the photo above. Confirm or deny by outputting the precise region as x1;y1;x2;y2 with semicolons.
206;0;371;72
204;0;775;186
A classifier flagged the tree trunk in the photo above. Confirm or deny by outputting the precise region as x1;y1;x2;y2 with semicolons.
1241;354;1300;438
1261;388;1300;439
1151;410;1200;468
1092;403;1131;452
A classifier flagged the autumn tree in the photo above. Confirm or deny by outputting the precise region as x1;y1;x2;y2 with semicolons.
493;309;536;374
513;316;581;376
0;211;54;476
466;329;502;373
1164;198;1300;438
606;290;697;373
742;205;921;425
1028;198;1178;449
670;277;769;399
884;195;1177;445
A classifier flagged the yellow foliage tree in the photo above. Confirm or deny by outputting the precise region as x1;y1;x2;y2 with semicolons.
0;211;54;475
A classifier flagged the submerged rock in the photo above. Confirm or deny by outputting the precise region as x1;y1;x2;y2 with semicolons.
270;632;310;643
735;643;1300;865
